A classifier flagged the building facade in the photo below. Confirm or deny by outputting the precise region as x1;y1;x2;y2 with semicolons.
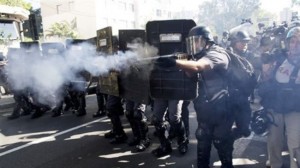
40;0;178;39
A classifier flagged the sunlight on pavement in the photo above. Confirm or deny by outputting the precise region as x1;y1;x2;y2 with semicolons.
98;151;138;158
118;160;129;163
64;131;107;140
157;155;171;160
213;158;259;166
0;131;57;147
138;162;145;166
101;118;112;123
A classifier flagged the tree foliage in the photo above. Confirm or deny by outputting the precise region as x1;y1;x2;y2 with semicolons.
0;0;31;10
46;18;78;39
292;0;300;6
197;0;261;36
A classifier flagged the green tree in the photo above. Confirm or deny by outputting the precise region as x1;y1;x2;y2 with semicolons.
0;0;31;10
46;18;78;39
196;0;261;36
292;0;300;6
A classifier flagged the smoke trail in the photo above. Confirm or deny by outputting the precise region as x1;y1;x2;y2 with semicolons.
5;42;158;107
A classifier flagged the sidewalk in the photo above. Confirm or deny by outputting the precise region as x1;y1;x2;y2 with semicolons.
0;94;15;109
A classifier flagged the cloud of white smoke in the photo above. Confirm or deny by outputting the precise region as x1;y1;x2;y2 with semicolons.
5;41;158;107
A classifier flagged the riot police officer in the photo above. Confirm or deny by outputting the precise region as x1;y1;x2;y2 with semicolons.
157;26;234;168
228;30;254;139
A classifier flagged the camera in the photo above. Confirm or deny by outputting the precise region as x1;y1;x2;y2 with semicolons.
250;108;271;136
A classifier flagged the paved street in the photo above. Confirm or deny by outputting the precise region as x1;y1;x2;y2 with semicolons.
0;94;290;168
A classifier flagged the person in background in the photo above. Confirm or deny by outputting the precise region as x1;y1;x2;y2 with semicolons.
259;26;300;168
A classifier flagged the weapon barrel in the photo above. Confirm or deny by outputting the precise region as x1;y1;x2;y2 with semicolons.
136;53;190;62
136;54;174;61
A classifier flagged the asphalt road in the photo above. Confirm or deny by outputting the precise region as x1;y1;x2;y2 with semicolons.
0;94;290;168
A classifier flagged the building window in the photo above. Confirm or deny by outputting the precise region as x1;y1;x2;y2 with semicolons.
68;1;74;11
156;9;161;17
56;4;62;14
129;3;134;12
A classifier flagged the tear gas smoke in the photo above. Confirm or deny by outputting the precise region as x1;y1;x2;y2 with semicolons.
5;42;158;108
229;22;254;37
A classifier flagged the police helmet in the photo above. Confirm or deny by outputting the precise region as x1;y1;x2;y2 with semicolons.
286;26;300;41
186;26;214;56
250;108;271;136
229;30;251;43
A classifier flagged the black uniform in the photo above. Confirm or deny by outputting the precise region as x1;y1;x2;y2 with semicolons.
193;45;234;168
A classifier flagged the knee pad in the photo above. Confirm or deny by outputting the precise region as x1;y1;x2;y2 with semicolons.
133;110;146;121
213;138;233;152
195;128;206;140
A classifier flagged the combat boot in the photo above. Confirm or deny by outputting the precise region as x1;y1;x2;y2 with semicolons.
92;110;106;118
76;108;86;117
104;130;115;139
178;139;189;154
52;106;63;117
31;110;44;119
172;120;188;154
152;140;172;157
136;138;150;152
127;115;140;146
110;132;128;144
31;106;47;119
135;120;150;152
52;110;63;117
152;124;172;157
8;105;21;120
128;137;140;146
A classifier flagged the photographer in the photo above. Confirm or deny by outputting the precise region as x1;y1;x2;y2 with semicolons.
259;26;300;168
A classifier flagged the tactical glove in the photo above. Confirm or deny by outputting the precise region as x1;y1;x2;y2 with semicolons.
156;56;176;68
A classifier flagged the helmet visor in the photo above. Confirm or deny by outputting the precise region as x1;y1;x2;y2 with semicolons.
186;35;206;56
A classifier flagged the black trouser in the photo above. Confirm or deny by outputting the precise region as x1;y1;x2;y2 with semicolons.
195;122;234;168
106;95;124;135
96;84;107;112
52;85;69;114
12;89;32;115
194;94;234;168
182;101;190;137
231;92;251;137
69;82;86;113
125;100;148;140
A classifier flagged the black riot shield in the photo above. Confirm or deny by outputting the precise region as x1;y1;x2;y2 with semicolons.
146;19;198;100
118;29;151;104
65;39;92;82
20;41;41;56
41;42;65;57
96;26;120;96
